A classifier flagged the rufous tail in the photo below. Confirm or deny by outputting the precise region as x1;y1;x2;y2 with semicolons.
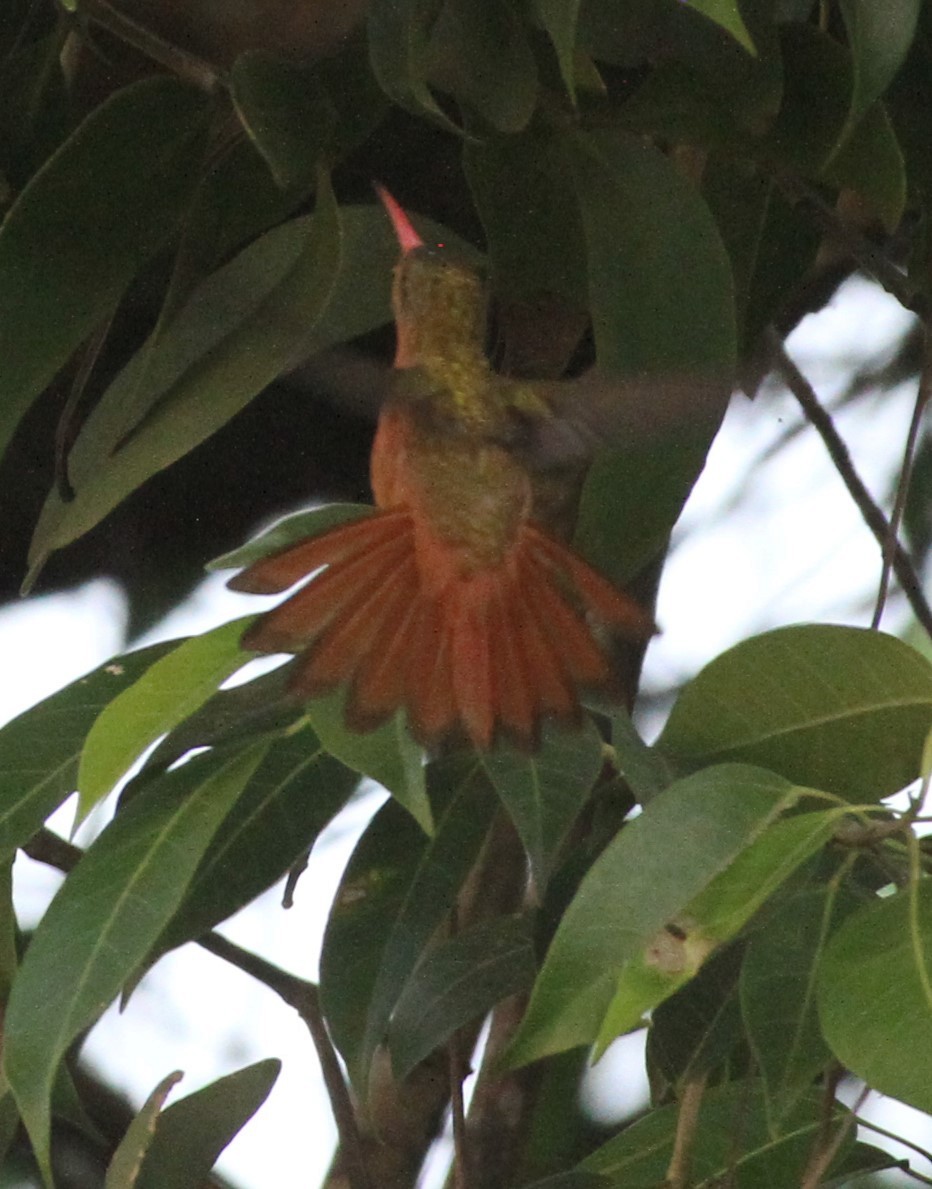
229;511;653;750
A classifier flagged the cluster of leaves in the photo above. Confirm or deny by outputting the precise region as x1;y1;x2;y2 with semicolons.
2;0;932;1186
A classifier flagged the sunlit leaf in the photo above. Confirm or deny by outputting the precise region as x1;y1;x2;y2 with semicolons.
659;624;932;801
77;618;254;824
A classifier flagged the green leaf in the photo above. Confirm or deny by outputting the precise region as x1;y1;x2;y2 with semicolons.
482;719;604;890
231;53;336;190
367;0;459;131
583;1081;854;1186
3;744;267;1182
26;168;342;580
563;129;735;585
610;710;673;803
134;1060;280;1189
532;0;581;99
741;888;853;1127
0;76;208;464
594;807;835;1053
837;0;920;139
684;0;755;54
428;0;538;133
823;99;907;234
208;503;373;571
320;757;498;1090
818;878;932;1113
658;624;932;802
502;764;796;1068
104;1072;184;1189
305;688;430;833
389;915;537;1079
646;944;746;1098
464;126;588;306
77;618;254;824
144;723;358;964
0;641;175;857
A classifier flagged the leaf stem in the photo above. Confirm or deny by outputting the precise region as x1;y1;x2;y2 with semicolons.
665;1072;707;1189
767;328;932;638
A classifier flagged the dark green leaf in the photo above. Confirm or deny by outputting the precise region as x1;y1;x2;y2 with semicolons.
231;53;336;189
741;888;856;1125
482;720;604;890
532;0;581;99
464;127;588;306
77;618;254;823
563;129;735;585
684;0;755;53
134;1060;280;1189
320;756;498;1090
503;765;797;1067
367;0;459;130
0;641;175;858
0;76;208;464
139;723;359;971
609;711;673;803
583;1081;854;1187
428;0;538;133
3;744;268;1181
658;624;932;801
26;168;341;578
818;878;932;1113
837;0;920;139
209;504;373;572
305;688;430;832
647;943;747;1098
390;914;537;1079
104;1072;184;1189
823;100;907;233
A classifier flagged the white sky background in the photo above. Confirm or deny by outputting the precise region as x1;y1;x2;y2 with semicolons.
2;274;928;1187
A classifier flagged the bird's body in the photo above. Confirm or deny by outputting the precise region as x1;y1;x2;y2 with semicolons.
230;189;653;749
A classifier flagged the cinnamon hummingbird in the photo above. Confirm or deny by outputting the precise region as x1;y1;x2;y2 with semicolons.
228;187;658;751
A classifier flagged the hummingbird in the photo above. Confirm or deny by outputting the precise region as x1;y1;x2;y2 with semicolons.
228;187;658;751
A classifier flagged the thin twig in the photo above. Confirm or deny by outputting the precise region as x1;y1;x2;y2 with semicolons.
767;328;932;638
63;0;222;92
799;1081;870;1189
23;827;373;1189
776;173;924;316
873;329;932;627
666;1073;708;1189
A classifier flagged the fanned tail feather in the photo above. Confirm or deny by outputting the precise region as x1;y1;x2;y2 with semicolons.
230;511;653;750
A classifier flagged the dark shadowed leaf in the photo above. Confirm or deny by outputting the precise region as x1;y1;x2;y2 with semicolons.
837;0;920;140
0;641;175;857
532;0;582;99
390;914;537;1079
583;1081;856;1187
0;76;208;464
3;744;267;1181
659;624;932;801
134;1060;280;1189
320;756;498;1090
367;0;459;130
563;129;735;585
482;720;604;890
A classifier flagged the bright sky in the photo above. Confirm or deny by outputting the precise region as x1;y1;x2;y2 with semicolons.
2;275;928;1187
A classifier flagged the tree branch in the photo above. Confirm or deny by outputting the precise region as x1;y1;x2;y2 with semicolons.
767;329;932;638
